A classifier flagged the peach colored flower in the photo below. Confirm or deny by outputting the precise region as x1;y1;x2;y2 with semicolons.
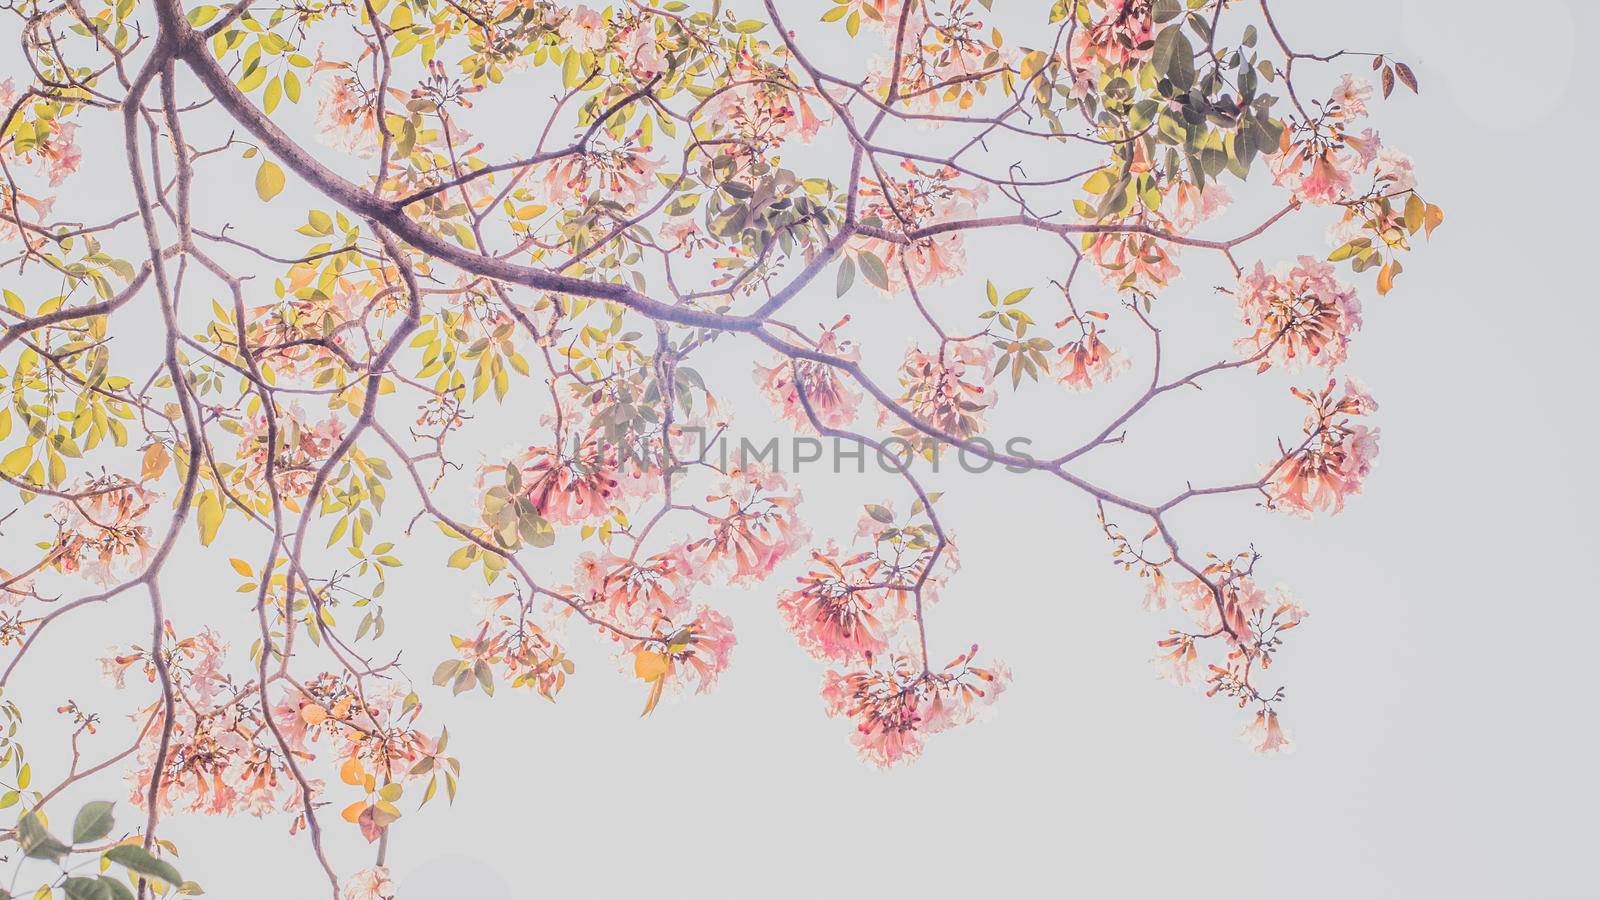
342;866;395;900
1055;322;1127;391
1329;74;1372;119
316;75;380;158
893;342;996;443
693;464;808;585
49;479;157;586
1070;0;1159;70
1235;257;1362;371
755;322;861;431
558;5;607;55
777;544;891;664
1241;709;1291;754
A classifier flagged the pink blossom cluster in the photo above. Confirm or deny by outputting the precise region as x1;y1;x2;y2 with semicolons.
1235;256;1363;371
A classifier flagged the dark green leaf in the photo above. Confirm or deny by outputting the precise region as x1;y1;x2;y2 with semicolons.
106;844;183;885
73;800;116;844
19;812;71;863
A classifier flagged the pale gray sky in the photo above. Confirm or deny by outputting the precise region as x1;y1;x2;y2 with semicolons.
3;0;1595;897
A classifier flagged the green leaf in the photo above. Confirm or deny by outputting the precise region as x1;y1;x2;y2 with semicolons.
73;800;116;844
834;256;856;296
857;251;890;291
1166;30;1196;91
105;844;183;885
18;812;71;863
63;878;116;900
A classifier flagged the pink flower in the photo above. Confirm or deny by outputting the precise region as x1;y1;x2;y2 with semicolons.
850;162;986;294
40;122;82;186
1087;230;1181;291
574;545;696;629
236;405;348;499
483;439;632;528
1070;0;1160;70
1147;573;1273;649
1235;257;1362;371
621;22;665;78
49;478;157;586
1153;634;1199;687
1329;74;1372;119
777;544;891;664
754;322;861;431
1340;424;1381;494
316;75;380;158
1241;709;1292;754
0;187;51;244
342;867;395;900
1270;144;1358;206
658;217;703;256
1165;182;1232;233
1343;376;1379;415
693;465;808;585
1267;379;1382;516
894;342;996;444
821;649;1009;767
702;53;826;158
558;5;607;55
1055;322;1127;391
629;607;737;714
1374;146;1417;192
539;146;660;207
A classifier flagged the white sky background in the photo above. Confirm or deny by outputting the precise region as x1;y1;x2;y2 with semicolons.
2;0;1596;896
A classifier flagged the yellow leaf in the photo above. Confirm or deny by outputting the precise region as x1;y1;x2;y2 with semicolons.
340;756;365;786
341;801;366;824
639;678;665;717
1403;193;1425;233
0;443;29;477
633;649;670;683
142;443;170;480
229;558;253;577
197;490;223;546
255;160;285;201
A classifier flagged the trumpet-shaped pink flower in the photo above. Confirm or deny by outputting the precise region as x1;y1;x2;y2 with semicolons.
1268;379;1382;515
486;440;630;526
49;478;157;586
1236;257;1362;370
558;5;607;55
1241;709;1292;754
693;465;808;585
1329;75;1372;119
1055;322;1128;391
755;322;861;431
894;342;996;443
574;544;697;628
539;146;661;208
316;75;381;158
851;162;987;294
777;544;891;664
342;867;395;900
1070;0;1160;70
821;649;1009;767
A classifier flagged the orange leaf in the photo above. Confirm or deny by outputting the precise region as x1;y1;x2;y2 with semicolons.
339;756;365;786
